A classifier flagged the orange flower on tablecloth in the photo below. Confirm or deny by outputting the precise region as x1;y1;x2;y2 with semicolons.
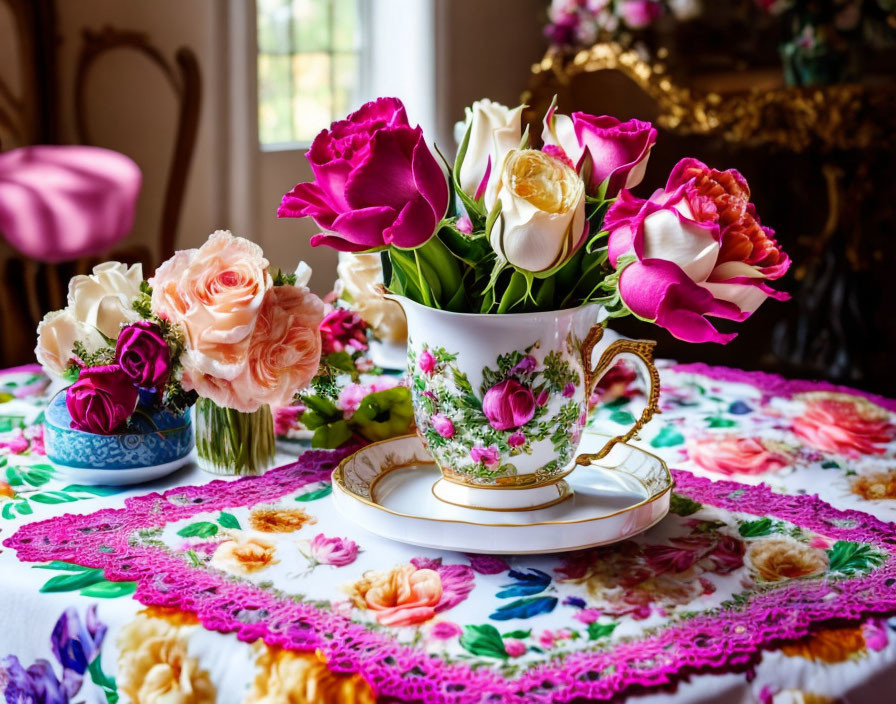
791;392;895;458
245;644;375;704
249;507;316;533
344;564;443;627
210;532;278;574
686;436;792;477
744;536;829;583
780;624;867;663
850;470;896;500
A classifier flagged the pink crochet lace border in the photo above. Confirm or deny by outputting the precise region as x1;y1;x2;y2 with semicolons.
6;442;896;703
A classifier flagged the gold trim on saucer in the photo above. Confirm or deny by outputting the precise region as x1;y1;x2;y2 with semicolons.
430;479;574;512
435;468;576;490
331;434;673;528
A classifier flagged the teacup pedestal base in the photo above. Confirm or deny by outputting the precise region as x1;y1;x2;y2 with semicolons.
431;477;572;511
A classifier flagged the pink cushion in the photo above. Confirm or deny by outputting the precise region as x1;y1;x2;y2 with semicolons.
0;145;141;262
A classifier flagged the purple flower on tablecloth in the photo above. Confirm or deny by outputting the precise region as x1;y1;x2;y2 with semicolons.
572;608;602;625
470;445;500;468
430;621;463;640
431;413;455;439
563;596;587;609
466;554;510;575
0;656;74;704
508;430;526;448
51;604;106;675
411;557;475;612
309;533;359;567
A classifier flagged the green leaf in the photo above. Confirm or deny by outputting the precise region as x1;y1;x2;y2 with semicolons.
826;540;886;576
175;521;219;539
650;424;685;448
295;484;333;502
34;560;93;572
707;416;737;428
14;500;32;516
602;396;630;410
61;484;122;496
87;655;119;704
586;621;617;640
22;467;54;487
608;410;636;426
738;518;774;537
1;502;15;520
30;491;78;504
310;420;353;449
820;460;840;469
40;569;105;593
218;512;241;529
669;493;702;517
459;624;507;659
502;629;531;639
80;580;137;599
5;466;23;486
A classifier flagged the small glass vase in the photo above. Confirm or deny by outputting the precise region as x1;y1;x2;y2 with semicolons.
194;398;276;475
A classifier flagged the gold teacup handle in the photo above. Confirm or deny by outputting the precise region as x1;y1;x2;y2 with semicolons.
575;324;661;465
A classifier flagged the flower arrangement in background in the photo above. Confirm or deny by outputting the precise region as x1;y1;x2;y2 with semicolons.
545;0;703;49
279;96;790;344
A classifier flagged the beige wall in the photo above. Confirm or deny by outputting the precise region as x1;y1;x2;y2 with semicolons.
3;0;547;293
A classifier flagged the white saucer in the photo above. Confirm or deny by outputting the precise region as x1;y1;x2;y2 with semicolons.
332;434;672;554
51;455;193;485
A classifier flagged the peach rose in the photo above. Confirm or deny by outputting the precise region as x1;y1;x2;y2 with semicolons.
150;231;272;381
344;564;442;626
851;470;896;501
745;537;829;583
687;436;792;476
209;532;278;574
246;644;375;704
792;392;895;458
780;624;868;664
248;507;316;533
221;285;324;412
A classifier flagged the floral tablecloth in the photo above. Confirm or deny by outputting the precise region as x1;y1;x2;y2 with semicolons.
2;362;896;704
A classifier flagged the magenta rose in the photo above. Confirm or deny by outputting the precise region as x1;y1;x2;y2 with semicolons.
320;308;368;355
418;349;436;375
114;321;171;390
508;430;526;447
308;533;358;567
482;379;536;431
543;107;657;196
605;157;790;344
432;413;455;439
66;365;139;434
618;0;664;28
470;445;500;467
278;97;449;252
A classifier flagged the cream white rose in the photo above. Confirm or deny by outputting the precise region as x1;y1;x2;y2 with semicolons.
34;309;105;375
456;99;523;204
335;252;407;343
488;149;586;273
67;261;142;339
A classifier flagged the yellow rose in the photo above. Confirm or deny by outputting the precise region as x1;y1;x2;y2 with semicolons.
245;645;375;704
745;537;829;583
487;149;586;273
117;608;216;704
209;532;278;575
335;252;407;343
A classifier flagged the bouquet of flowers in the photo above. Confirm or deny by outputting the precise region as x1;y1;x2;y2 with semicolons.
36;231;327;475
278;97;790;344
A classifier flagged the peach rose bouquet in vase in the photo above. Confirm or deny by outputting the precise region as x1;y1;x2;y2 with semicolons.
149;231;325;475
278;96;791;511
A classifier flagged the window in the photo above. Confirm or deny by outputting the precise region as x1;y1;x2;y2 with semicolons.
256;0;368;148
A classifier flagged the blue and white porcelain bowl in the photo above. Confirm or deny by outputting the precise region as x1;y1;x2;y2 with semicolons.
44;392;193;480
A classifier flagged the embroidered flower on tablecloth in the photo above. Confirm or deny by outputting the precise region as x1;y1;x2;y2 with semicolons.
686;436;792;477
248;507;316;533
791;392;895;458
210;533;278;575
850;470;896;501
744;536;829;583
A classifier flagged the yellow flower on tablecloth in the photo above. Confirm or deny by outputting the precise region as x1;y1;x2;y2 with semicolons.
210;532;278;574
343;563;443;627
244;644;375;704
780;624;867;663
249;507;316;533
744;536;829;583
850;470;896;500
117;607;216;704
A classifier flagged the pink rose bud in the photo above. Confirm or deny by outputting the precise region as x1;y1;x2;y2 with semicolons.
470;445;501;468
432;413;455;439
308;533;358;567
430;621;463;640
536;389;550;406
482;379;536;431
115;321;171;390
503;638;527;658
66;364;139;434
418;349;436;375
456;215;473;234
320;308;368;355
508;431;526;448
278;97;449;252
562;382;576;398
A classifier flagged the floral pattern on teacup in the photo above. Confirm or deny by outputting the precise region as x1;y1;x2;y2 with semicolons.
409;336;584;484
